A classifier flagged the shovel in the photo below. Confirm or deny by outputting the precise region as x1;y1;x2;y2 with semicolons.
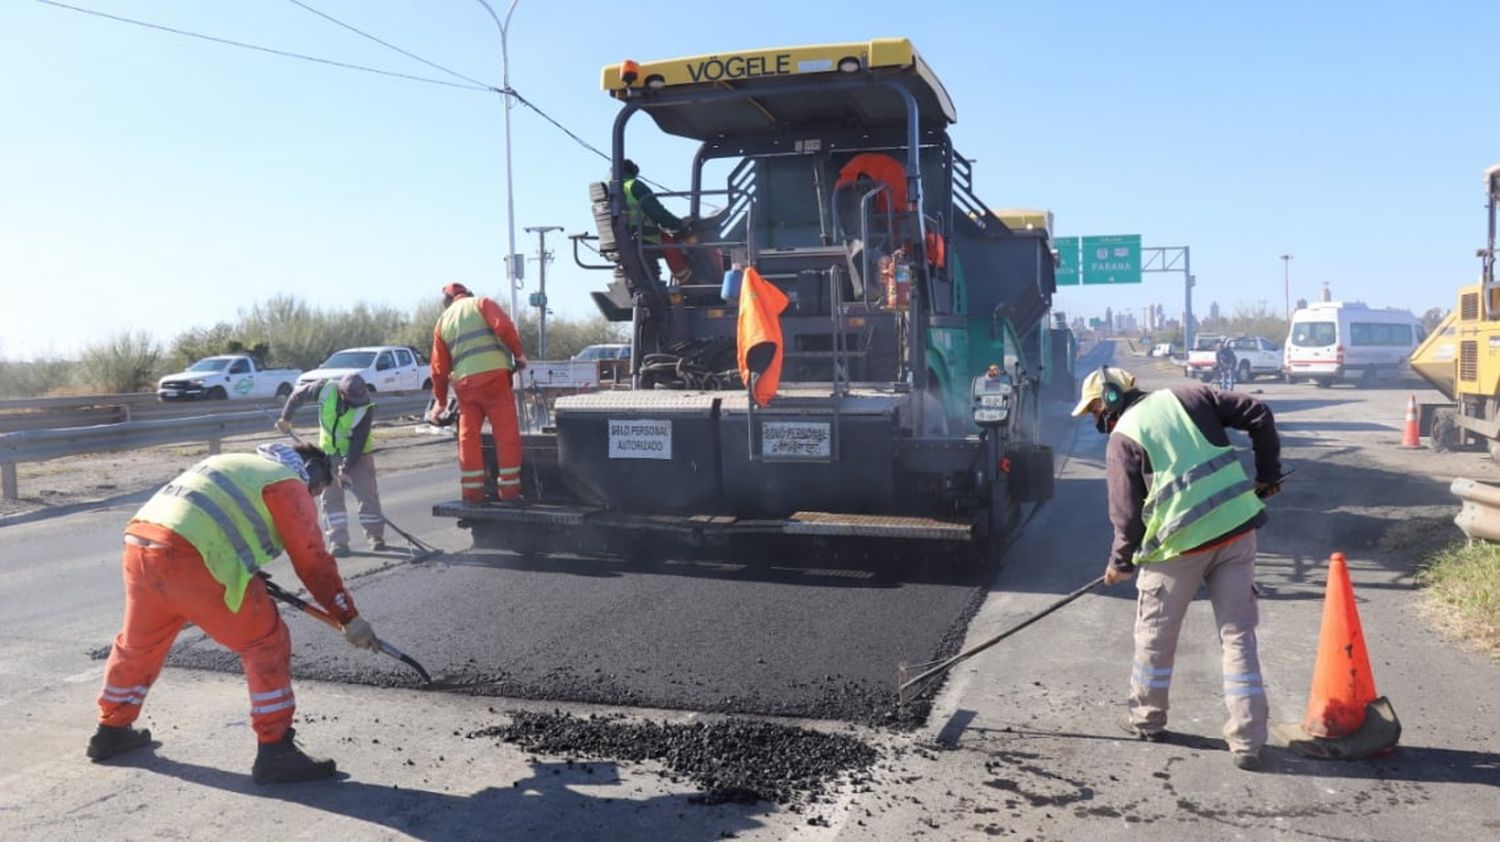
899;575;1105;705
258;572;433;685
262;408;442;562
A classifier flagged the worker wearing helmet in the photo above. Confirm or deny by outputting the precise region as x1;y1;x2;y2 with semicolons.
276;372;385;557
1072;365;1282;771
427;283;528;503
87;442;381;784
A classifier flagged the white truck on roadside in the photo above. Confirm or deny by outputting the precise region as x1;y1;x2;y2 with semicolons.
157;355;302;401
1185;335;1281;382
296;345;432;393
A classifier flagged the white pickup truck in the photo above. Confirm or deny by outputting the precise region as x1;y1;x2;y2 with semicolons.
157;355;302;401
1184;336;1282;382
296;345;432;393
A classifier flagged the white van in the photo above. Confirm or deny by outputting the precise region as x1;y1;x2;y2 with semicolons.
1283;301;1425;387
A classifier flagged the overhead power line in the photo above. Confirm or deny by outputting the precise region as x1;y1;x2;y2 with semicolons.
34;0;491;91
38;0;677;192
284;0;491;90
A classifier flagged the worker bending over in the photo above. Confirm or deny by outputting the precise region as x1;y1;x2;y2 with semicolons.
1072;366;1281;771
277;372;385;557
427;282;528;502
87;442;382;784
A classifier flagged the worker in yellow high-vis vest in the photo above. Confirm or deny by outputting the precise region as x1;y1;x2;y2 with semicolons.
1073;365;1282;773
87;442;381;784
428;282;528;502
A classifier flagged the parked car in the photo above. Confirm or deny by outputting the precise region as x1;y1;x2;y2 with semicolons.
157;355;301;401
1186;336;1281;382
1184;335;1224;379
297;346;431;393
1283;301;1424;387
572;344;630;362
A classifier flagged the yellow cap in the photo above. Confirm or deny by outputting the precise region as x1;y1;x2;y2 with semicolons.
1071;367;1137;417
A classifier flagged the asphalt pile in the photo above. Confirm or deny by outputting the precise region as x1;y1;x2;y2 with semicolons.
470;710;878;806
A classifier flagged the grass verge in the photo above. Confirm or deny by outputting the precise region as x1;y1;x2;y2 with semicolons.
1417;541;1500;658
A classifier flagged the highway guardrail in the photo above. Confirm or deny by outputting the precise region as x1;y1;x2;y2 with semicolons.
0;393;432;502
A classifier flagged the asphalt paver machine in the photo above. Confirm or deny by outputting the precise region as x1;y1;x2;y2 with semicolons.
435;39;1063;562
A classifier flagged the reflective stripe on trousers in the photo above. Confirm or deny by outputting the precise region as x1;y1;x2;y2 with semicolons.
249;685;295;715
1127;531;1268;752
321;455;384;546
100;540;298;744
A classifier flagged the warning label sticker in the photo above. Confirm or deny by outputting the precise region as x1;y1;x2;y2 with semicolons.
608;419;672;460
762;421;832;459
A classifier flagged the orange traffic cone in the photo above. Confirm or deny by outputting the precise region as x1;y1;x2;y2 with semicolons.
1303;552;1378;737
1288;552;1401;759
1399;395;1421;449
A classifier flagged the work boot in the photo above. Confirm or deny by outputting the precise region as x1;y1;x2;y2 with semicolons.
371;539;388;552
86;724;152;761
251;728;337;784
1119;718;1168;742
1231;749;1262;772
329;544;351;559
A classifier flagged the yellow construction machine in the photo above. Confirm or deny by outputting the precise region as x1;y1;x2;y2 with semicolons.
1409;164;1500;454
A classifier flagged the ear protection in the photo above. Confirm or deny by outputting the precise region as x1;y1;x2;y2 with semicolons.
1099;364;1125;414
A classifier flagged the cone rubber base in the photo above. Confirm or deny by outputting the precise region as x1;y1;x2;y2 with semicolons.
1283;697;1402;760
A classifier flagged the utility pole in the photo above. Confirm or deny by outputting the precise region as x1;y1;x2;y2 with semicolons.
1280;253;1293;322
475;0;522;321
525;225;563;359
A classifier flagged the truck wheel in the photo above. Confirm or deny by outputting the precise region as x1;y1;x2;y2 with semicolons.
275;383;293;399
207;386;228;400
1237;361;1252;383
1358;367;1378;389
421;378;432;391
1431;409;1461;452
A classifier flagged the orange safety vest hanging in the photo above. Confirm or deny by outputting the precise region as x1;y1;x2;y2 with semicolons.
736;267;789;407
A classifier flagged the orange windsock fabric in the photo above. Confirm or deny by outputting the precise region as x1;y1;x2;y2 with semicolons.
1302;552;1380;738
736;267;788;408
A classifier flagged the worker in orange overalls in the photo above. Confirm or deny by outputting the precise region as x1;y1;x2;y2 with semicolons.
87;442;382;784
427;282;528;502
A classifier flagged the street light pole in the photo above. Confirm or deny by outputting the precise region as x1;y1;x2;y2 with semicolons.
1280;253;1293;321
475;0;521;320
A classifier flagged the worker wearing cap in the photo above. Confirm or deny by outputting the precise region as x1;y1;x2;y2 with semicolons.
620;158;693;285
277;372;385;557
1072;365;1281;772
427;283;528;502
87;442;381;784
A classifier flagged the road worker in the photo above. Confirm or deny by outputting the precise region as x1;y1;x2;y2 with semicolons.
277;372;385;557
427;282;528;503
87;442;381;784
1072;365;1281;771
620;158;693;285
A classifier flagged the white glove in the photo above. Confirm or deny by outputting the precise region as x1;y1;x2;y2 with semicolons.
274;419;292;434
342;616;380;652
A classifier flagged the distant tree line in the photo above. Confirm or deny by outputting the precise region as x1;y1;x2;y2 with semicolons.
0;295;626;397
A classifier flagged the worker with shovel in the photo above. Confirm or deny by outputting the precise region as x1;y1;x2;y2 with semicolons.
277;371;386;557
1073;365;1281;771
86;442;383;784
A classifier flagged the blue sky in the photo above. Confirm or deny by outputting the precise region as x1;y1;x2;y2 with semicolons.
2;0;1496;359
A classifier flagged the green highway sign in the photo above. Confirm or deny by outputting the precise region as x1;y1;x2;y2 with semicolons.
1053;236;1081;286
1081;235;1142;284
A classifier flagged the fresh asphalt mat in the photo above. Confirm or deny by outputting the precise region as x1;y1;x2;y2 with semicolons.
160;546;1000;727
